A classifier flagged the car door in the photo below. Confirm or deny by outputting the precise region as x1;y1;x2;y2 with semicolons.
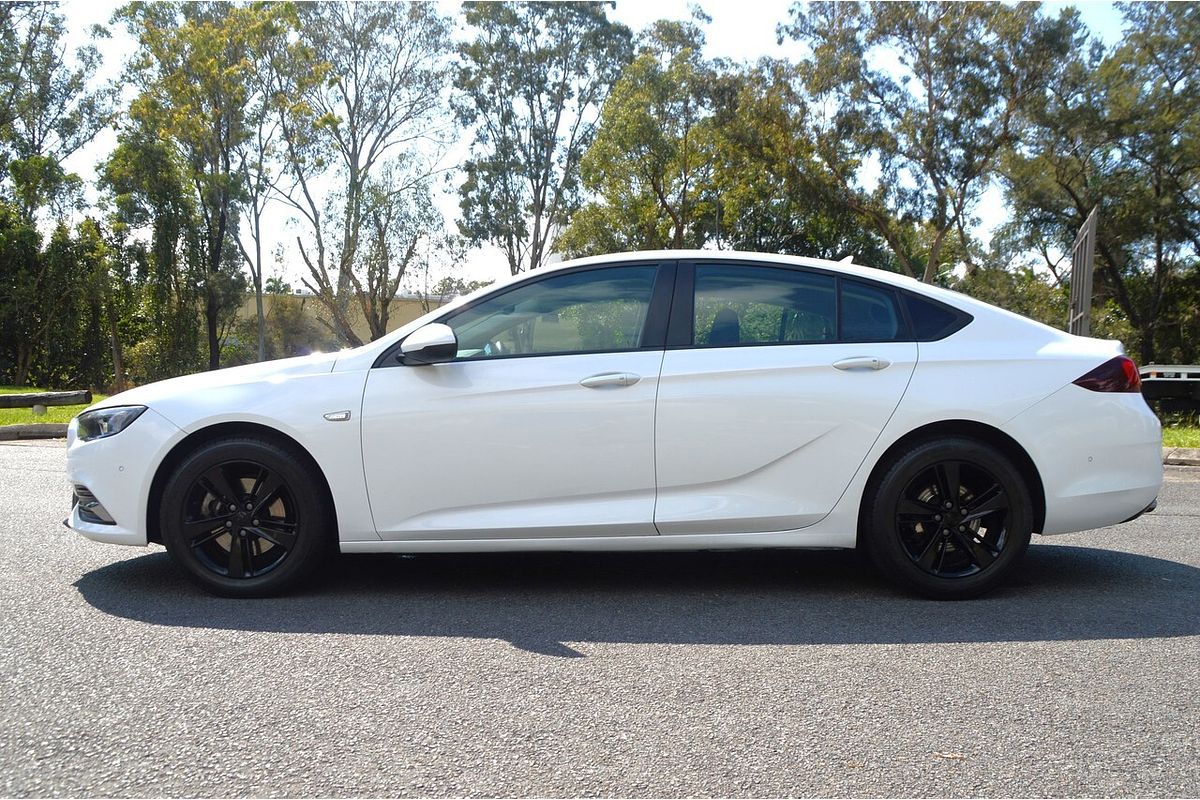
360;262;673;541
653;261;918;534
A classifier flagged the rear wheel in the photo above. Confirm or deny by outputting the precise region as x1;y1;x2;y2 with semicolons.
159;436;333;597
863;438;1032;599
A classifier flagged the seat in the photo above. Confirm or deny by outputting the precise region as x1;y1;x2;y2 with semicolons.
707;308;741;346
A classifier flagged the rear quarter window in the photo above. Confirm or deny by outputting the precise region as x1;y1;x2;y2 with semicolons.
902;292;972;341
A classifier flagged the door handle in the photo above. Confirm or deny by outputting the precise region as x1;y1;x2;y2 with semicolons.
833;356;890;371
579;372;641;388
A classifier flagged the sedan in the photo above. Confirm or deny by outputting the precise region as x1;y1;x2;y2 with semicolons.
65;251;1163;599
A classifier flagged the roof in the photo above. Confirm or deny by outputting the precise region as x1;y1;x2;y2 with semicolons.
549;249;924;290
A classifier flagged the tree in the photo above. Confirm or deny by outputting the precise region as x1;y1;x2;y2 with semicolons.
705;59;897;266
101;126;205;383
272;1;451;346
560;16;715;256
0;3;114;221
455;1;632;275
1002;3;1200;363
781;1;1077;283
233;3;313;362
120;1;260;370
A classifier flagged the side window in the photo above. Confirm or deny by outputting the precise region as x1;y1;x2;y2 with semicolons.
693;265;836;346
840;281;903;342
445;266;658;359
902;292;971;340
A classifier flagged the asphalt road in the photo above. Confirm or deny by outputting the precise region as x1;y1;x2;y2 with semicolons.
1;440;1197;798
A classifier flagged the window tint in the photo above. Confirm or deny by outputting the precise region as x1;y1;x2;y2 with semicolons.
902;292;968;340
446;266;658;359
840;281;902;341
693;265;836;346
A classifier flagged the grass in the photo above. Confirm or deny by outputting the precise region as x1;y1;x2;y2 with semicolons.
1162;424;1200;448
0;386;105;427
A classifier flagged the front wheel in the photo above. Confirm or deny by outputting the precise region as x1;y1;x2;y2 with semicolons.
159;436;333;597
862;438;1033;600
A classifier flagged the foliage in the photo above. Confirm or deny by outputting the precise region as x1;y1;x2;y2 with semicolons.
455;1;632;275
705;59;897;266
119;1;262;370
782;1;1077;283
274;1;451;346
1001;2;1200;363
561;15;716;256
0;3;114;220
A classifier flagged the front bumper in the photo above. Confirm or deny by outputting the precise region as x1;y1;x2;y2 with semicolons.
64;407;185;546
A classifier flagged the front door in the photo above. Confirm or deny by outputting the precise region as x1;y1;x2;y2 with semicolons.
360;263;671;540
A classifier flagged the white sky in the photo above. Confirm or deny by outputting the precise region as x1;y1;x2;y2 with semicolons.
55;0;1126;290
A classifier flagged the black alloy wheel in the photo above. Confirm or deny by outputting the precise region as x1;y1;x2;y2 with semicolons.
160;436;332;597
863;437;1033;599
182;459;299;579
895;460;1010;578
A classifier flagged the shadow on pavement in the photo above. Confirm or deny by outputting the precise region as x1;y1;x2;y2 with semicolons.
75;543;1200;656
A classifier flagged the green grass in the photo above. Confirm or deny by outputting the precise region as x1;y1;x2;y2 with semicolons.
1163;426;1200;448
0;386;105;427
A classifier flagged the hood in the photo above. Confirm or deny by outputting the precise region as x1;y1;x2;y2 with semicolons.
89;351;342;412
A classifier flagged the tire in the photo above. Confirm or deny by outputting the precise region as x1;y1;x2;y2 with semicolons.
159;436;334;597
862;437;1033;600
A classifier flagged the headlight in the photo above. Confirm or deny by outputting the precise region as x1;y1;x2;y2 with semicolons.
76;406;147;442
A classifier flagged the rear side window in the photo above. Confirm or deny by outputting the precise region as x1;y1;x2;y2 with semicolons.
693;265;836;346
841;281;902;341
902;292;971;340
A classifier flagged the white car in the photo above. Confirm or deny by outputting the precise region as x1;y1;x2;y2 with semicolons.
65;251;1162;599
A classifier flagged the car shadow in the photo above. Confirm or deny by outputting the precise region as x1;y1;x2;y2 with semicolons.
74;543;1200;657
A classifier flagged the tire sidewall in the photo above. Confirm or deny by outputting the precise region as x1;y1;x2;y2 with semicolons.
159;437;329;597
865;438;1033;600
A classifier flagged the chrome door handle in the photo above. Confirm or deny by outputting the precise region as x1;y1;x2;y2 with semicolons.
833;356;890;371
579;372;641;388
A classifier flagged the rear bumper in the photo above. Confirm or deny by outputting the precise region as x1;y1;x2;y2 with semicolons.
1003;385;1162;535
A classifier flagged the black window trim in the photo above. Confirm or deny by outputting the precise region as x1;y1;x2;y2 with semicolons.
373;260;678;368
668;257;973;349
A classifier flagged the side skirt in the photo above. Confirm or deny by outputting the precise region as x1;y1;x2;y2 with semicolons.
339;529;856;554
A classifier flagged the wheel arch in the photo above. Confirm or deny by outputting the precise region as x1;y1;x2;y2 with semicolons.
858;419;1046;540
145;421;339;545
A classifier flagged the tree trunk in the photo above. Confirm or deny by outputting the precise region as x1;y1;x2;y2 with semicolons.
254;272;266;362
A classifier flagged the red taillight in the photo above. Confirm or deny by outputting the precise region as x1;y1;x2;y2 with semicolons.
1073;356;1142;393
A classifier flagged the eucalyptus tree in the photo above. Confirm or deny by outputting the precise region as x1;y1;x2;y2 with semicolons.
120;1;261;370
272;1;451;346
705;59;895;266
0;3;114;221
1002;2;1200;363
455;1;632;275
781;1;1077;283
560;16;715;256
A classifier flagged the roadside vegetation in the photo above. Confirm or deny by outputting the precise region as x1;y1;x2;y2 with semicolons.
0;386;103;427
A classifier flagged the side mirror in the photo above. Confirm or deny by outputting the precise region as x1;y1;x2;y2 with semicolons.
399;323;458;365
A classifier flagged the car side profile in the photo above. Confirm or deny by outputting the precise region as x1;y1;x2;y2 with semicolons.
65;251;1163;599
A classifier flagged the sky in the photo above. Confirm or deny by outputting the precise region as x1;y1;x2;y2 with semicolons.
55;0;1128;290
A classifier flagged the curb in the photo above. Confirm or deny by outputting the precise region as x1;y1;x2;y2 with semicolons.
1163;447;1200;466
0;423;68;441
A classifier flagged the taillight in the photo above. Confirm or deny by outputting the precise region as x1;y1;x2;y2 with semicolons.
1073;356;1142;393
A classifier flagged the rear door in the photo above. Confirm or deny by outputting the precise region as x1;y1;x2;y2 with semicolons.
653;261;917;534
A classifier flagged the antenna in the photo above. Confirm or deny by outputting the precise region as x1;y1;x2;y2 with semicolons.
839;255;854;265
